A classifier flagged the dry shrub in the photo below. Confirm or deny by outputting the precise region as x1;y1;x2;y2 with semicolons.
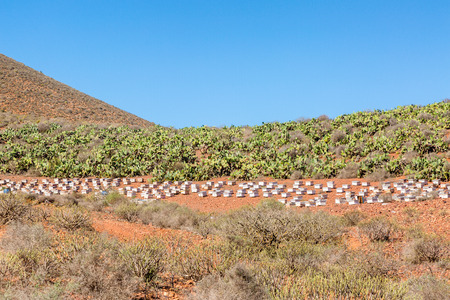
358;217;396;242
274;240;328;274
0;194;30;224
355;251;399;277
66;239;139;300
218;199;343;249
166;237;243;281
406;235;449;264
403;207;420;219
290;170;302;180
52;206;92;231
105;191;126;205
0;222;53;252
317;115;329;121
290;130;308;143
365;168;391;182
334;144;347;157
405;276;450;300
402;151;420;163
0;222;59;285
120;237;165;284
343;210;366;226
114;202;140;222
137;200;204;230
338;163;359;179
380;192;393;203
418;112;434;121
331;130;346;143
189;264;268;300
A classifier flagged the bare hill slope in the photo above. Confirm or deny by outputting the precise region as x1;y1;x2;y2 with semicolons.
0;54;152;127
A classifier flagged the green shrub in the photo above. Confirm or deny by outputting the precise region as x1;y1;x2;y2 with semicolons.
405;276;450;300
256;263;406;299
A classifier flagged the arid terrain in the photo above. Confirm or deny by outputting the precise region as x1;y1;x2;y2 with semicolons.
0;54;152;127
0;174;448;299
0;54;448;299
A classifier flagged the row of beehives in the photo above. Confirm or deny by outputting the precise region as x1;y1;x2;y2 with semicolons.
0;177;449;207
0;177;145;196
129;178;450;206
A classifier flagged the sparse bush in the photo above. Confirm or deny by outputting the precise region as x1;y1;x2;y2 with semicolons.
355;251;399;277
334;144;347;157
338;163;359;179
190;264;268;300
105;191;125;205
407;235;449;264
402;151;419;163
218;199;343;249
52;206;92;231
343;210;366;226
403;207;420;219
0;194;30;224
0;222;53;252
317;114;330;121
418;112;434;121
167;237;243;281
290;170;302;180
405;276;450;300
331;130;346;143
66;238;139;299
137;200;205;231
359;217;396;242
114;202;140;222
380;192;393;203
120;237;165;284
365;168;391;181
274;240;328;274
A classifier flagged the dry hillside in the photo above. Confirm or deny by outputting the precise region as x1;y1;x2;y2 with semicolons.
0;53;152;127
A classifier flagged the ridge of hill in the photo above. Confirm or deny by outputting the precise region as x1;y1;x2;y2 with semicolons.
0;54;152;127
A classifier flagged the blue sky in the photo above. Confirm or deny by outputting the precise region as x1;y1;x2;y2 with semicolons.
1;1;449;128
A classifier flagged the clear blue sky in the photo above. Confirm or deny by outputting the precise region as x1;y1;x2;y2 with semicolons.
1;1;449;128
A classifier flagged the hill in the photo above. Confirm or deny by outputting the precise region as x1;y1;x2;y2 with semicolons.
0;100;448;179
0;54;152;127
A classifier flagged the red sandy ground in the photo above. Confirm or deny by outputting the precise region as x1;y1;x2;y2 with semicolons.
1;175;448;239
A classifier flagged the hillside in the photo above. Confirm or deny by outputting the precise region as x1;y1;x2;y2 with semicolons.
0;100;448;179
0;54;152;127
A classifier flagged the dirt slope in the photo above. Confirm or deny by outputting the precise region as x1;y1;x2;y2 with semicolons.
0;53;152;127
